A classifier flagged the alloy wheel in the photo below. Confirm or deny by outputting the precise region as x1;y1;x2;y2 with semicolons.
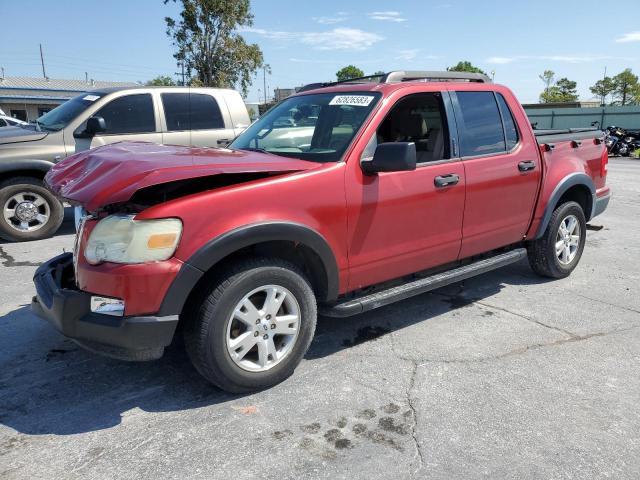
555;214;581;265
225;284;301;372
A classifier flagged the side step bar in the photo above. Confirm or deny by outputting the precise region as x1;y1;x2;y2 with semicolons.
321;248;527;318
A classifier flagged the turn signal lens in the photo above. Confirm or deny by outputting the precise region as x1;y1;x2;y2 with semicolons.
147;233;178;249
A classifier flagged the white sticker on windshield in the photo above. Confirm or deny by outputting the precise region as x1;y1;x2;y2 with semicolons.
82;95;100;102
329;95;374;107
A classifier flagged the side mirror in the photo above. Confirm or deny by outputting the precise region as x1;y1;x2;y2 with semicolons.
86;116;106;135
361;142;417;175
75;116;106;138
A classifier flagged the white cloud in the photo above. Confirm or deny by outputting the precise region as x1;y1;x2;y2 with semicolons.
313;12;348;24
367;11;407;22
302;28;384;50
487;54;621;64
398;49;419;61
238;27;293;40
486;56;517;64
240;27;383;51
615;31;640;43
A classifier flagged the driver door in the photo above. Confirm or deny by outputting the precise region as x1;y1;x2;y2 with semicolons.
71;93;162;153
345;92;466;290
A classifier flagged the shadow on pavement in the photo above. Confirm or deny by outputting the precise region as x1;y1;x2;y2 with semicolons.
0;259;550;436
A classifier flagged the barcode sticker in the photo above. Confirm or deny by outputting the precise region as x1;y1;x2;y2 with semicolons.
329;95;374;107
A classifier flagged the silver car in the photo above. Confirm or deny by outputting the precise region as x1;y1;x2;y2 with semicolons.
0;86;250;241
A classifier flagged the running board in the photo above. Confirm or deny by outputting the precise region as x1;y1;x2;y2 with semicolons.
321;248;527;318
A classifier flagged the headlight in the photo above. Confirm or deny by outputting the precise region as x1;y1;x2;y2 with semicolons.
85;214;182;265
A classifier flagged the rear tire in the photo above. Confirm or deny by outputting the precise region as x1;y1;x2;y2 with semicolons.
0;177;64;242
183;257;317;393
527;201;586;279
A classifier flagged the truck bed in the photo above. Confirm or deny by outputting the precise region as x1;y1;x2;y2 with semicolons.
534;127;603;144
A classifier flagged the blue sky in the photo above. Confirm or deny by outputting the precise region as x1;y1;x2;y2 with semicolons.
1;0;639;103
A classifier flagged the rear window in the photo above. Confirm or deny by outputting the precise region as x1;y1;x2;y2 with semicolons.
496;93;519;150
455;91;505;156
161;93;225;131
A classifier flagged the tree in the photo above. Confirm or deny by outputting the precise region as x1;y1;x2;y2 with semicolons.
446;61;486;75
632;82;640;106
164;0;265;96
539;74;578;103
336;65;364;82
589;76;616;106
539;70;555;101
611;68;639;106
554;78;578;102
146;75;177;86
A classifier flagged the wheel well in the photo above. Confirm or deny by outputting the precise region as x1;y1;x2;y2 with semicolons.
557;185;593;220
180;240;330;318
0;169;47;185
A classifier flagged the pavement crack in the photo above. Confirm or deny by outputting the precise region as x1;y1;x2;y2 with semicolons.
475;300;578;338
570;291;640;315
406;361;424;477
0;246;42;267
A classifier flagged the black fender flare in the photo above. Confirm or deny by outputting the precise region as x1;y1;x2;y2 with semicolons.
534;172;596;239
158;222;340;316
0;159;54;177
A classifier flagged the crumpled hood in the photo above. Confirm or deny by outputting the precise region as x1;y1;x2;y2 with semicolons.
0;125;48;144
45;141;320;212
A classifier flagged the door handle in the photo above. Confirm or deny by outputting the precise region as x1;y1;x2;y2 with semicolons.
434;174;460;187
518;160;536;172
217;138;230;145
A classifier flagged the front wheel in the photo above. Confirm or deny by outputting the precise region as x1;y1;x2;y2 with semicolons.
0;177;64;242
527;201;587;279
184;258;317;393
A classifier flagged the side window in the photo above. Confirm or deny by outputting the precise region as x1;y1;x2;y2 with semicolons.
0;119;6;127
455;91;505;156
367;92;449;163
95;94;155;134
162;93;224;131
496;93;519;150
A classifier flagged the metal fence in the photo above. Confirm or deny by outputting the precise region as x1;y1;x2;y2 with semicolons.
524;105;640;130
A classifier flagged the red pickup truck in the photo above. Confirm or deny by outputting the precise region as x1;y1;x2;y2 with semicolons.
32;71;610;392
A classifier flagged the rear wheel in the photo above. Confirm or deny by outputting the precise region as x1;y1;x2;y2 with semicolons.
527;201;586;278
0;177;64;242
183;257;317;393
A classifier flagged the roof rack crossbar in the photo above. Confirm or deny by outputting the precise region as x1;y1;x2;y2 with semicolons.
382;70;492;84
297;70;491;93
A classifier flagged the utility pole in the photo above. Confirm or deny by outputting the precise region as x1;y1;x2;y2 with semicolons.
174;61;186;86
39;44;47;79
263;67;267;104
601;66;607;106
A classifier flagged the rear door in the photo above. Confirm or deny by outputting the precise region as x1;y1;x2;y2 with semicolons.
160;92;236;148
451;90;540;258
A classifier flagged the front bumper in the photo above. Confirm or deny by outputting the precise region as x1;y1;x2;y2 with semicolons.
31;253;179;361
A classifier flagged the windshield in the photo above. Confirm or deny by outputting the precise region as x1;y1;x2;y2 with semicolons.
230;92;381;163
36;92;105;131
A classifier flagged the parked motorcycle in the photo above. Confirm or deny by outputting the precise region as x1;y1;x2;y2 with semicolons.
605;126;640;157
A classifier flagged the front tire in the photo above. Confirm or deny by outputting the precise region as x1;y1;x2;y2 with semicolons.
183;257;317;393
527;201;586;278
0;177;64;242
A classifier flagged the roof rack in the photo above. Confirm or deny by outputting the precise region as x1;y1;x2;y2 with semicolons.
297;70;491;92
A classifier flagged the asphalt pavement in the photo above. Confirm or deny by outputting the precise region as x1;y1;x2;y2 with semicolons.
1;157;639;479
